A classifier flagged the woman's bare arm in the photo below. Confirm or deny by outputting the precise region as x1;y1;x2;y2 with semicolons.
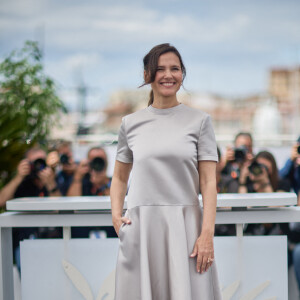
110;160;132;235
198;161;217;237
190;161;217;274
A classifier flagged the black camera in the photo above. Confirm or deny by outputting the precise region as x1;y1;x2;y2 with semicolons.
60;154;70;165
248;160;265;176
297;145;300;155
90;157;106;172
31;158;47;175
234;146;248;162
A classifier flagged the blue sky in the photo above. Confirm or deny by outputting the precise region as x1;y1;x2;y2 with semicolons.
1;0;300;110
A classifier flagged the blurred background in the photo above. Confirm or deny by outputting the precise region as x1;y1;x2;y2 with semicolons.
1;0;300;171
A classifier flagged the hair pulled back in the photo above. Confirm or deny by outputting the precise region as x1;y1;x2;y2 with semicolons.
139;43;186;106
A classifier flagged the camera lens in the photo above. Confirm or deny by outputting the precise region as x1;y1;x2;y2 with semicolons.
90;157;106;172
234;146;247;162
60;154;69;165
248;161;263;176
31;158;47;175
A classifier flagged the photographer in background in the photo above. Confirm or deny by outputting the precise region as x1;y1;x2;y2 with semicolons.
221;132;254;181
55;141;77;196
238;151;290;194
215;146;238;236
217;146;239;194
67;146;114;238
280;136;300;205
240;151;290;236
0;146;62;271
67;146;111;197
279;137;300;291
0;147;61;207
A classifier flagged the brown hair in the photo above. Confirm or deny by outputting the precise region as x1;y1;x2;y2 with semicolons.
234;132;253;144
255;151;278;191
139;43;186;106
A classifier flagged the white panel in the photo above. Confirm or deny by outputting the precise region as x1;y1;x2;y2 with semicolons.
21;236;287;300
214;236;287;299
21;239;119;300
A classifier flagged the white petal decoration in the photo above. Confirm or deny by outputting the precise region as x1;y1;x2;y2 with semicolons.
240;281;270;300
222;280;240;300
62;259;94;300
96;269;116;300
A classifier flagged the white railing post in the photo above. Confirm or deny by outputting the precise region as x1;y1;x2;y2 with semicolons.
0;227;14;300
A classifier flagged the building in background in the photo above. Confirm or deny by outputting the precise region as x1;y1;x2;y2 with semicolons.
269;66;300;135
50;65;300;146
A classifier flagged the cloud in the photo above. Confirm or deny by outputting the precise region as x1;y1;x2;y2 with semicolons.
1;0;300;99
63;53;102;71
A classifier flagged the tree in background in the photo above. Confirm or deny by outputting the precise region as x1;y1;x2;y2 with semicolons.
0;41;66;189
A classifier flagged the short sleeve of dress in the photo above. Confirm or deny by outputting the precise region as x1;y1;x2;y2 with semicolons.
197;114;218;162
116;117;133;163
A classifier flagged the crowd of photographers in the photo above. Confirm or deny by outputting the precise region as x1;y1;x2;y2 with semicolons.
216;132;300;290
0;133;300;285
0;141;113;270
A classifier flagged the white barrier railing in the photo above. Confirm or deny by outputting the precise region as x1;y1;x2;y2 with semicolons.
0;193;298;300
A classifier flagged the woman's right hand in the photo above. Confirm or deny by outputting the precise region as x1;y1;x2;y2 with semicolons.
113;216;131;237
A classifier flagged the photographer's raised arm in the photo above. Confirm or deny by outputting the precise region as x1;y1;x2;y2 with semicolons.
38;167;62;197
0;159;30;207
67;159;89;196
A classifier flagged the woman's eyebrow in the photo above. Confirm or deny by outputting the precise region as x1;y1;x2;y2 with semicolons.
157;65;180;68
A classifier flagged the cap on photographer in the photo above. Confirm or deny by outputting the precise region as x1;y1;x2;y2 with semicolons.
0;146;61;207
67;146;111;197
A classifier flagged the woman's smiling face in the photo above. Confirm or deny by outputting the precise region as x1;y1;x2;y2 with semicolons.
150;52;183;99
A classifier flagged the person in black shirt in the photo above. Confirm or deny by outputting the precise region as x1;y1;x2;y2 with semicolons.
67;146;114;238
55;141;77;196
67;146;111;197
238;150;290;194
215;146;238;236
0;147;61;207
221;132;254;180
241;151;291;237
0;146;62;271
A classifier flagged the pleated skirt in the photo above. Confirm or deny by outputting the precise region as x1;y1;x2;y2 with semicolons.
115;205;222;300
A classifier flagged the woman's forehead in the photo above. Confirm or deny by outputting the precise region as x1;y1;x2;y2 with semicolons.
158;52;180;66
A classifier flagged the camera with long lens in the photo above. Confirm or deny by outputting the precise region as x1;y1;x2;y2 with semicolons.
90;157;106;172
248;160;265;176
234;145;248;162
31;158;47;176
60;154;70;165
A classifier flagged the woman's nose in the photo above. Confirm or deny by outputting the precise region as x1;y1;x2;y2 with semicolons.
163;68;172;77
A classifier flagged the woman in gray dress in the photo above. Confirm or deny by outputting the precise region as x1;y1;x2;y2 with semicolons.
110;43;222;299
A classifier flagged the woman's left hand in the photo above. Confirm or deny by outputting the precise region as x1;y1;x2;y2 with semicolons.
190;234;214;274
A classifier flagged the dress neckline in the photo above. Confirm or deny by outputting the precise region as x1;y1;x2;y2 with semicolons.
147;103;183;115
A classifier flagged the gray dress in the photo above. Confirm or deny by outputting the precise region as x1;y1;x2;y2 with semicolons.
115;103;222;300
